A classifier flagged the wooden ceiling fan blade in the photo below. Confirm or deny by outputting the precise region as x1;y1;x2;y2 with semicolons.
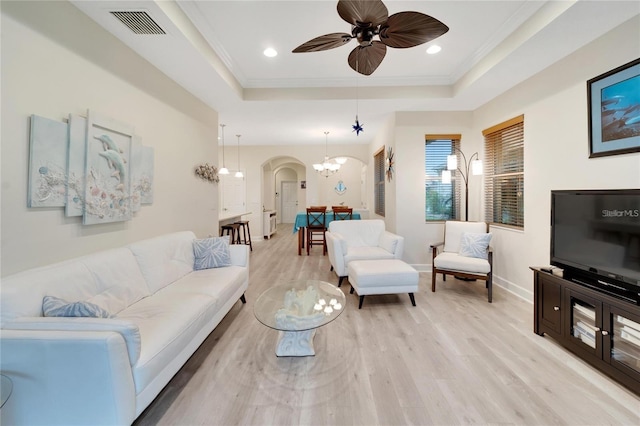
379;12;449;48
292;33;353;53
347;41;386;76
337;0;388;28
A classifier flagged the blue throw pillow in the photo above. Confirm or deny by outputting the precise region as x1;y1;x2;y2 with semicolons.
459;232;492;259
43;296;112;318
193;236;231;270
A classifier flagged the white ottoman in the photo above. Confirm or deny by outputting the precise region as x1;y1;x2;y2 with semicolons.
348;259;419;309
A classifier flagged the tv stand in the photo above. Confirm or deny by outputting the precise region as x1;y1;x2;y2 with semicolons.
532;267;640;395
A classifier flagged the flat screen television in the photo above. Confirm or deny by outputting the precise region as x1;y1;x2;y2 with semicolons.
550;189;640;304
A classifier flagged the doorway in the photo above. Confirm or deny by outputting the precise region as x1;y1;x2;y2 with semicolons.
281;180;297;223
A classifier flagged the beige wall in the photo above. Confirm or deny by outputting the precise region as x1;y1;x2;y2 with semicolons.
1;2;219;276
392;16;640;301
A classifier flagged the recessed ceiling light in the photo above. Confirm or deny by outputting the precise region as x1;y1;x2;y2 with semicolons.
426;45;442;55
263;48;278;57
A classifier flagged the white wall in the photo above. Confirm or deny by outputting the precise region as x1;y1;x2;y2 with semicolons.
368;114;397;231
470;15;640;300
390;16;640;301
219;144;369;237
1;2;219;277
317;158;363;209
394;112;474;266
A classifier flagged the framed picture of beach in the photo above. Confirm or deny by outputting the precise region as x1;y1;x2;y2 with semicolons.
587;58;640;158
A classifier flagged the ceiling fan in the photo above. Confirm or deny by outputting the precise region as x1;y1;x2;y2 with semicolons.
292;0;449;76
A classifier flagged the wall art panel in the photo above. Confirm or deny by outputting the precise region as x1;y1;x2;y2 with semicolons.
28;115;69;207
83;111;134;225
65;114;87;217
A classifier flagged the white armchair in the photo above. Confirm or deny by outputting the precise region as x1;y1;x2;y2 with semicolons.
430;220;493;302
326;220;404;287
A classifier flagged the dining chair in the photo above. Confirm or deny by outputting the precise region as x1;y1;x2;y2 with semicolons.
332;207;353;221
306;207;327;255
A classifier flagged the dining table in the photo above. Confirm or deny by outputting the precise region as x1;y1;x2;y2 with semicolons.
293;210;361;255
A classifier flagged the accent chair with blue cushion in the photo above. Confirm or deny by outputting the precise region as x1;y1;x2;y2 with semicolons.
430;220;493;302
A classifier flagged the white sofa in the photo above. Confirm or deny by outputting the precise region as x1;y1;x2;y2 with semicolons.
0;231;249;425
325;219;404;287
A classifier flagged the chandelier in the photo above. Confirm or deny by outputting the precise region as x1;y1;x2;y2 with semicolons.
313;131;347;177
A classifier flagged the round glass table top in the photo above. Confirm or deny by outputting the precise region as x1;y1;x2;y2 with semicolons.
254;279;346;332
0;374;12;409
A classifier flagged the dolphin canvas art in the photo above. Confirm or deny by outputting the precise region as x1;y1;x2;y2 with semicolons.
83;111;134;224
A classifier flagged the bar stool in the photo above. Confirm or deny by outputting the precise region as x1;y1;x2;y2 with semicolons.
234;220;253;251
220;223;241;244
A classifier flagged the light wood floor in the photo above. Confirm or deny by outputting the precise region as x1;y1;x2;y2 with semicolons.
134;224;640;426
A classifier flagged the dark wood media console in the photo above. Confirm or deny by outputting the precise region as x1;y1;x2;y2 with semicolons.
532;267;640;394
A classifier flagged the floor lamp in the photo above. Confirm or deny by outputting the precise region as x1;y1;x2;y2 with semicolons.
441;148;483;221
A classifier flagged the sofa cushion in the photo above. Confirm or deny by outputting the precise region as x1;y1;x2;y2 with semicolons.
117;292;218;394
1;260;94;325
128;231;196;294
193;237;231;270
160;265;247;304
0;248;151;327
80;247;151;314
434;251;491;274
344;246;396;264
43;296;112;318
328;220;385;247
459;232;492;259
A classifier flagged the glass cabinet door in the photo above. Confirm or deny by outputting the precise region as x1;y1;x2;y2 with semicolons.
566;289;602;358
604;305;640;378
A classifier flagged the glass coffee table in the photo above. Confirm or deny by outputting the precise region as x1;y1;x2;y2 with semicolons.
254;279;345;356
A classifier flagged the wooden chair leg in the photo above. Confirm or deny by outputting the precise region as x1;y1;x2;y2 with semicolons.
431;267;436;292
488;274;493;303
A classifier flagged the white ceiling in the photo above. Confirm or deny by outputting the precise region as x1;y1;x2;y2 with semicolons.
71;0;639;146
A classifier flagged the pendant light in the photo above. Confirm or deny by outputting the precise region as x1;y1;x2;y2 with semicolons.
219;124;229;175
313;131;342;178
235;134;243;178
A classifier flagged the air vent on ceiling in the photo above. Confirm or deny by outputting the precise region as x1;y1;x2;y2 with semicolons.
110;11;166;35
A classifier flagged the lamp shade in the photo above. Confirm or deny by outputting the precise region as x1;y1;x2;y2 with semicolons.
441;170;452;184
219;167;229;175
447;154;457;171
472;159;483;175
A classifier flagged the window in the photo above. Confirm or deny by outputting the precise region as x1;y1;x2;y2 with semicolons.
483;115;524;228
425;135;460;221
374;147;385;217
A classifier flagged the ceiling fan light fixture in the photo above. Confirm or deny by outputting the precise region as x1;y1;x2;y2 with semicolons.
426;45;442;54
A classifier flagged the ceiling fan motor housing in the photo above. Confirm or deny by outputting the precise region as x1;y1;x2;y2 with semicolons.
353;25;377;46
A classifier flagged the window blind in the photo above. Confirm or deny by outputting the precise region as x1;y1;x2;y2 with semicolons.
483;115;524;228
374;147;385;217
425;136;460;221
